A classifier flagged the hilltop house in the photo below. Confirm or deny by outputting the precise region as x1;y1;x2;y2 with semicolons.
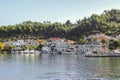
87;33;110;42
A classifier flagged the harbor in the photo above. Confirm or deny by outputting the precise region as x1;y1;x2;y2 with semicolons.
0;33;119;57
0;0;120;79
1;36;118;57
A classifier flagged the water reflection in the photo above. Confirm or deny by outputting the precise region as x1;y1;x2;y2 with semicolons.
0;53;120;79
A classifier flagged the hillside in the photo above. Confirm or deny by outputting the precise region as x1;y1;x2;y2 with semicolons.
68;9;120;40
0;9;120;41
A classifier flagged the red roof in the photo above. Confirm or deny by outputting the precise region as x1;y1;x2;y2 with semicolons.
50;37;61;41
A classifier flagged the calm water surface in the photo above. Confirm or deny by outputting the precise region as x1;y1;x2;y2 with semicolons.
0;53;120;80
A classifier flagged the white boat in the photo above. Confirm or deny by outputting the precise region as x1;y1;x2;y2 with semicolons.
22;49;40;54
24;49;29;53
42;46;51;53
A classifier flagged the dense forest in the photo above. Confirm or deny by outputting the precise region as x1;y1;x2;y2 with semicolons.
0;9;120;41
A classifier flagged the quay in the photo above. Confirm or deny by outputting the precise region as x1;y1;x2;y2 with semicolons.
85;51;120;57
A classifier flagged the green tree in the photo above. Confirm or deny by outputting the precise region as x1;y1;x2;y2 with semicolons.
112;40;120;49
101;38;109;45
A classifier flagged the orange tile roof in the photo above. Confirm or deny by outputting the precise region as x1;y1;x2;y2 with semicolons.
50;37;61;41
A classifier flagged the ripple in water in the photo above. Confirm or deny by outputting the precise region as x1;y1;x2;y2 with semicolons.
0;53;120;80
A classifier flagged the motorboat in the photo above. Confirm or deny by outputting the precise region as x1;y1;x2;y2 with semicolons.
21;49;40;54
42;46;51;53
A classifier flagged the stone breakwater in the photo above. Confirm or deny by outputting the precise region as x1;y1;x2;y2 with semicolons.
85;51;120;57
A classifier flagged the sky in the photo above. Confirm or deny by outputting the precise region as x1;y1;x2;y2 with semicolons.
0;0;120;25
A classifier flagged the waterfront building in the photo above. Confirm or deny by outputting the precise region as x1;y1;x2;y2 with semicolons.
12;39;25;47
84;42;101;52
53;41;104;54
25;39;39;47
54;40;70;52
4;41;12;47
42;37;109;54
77;42;109;53
42;38;74;53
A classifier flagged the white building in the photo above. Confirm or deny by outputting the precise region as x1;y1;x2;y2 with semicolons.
12;39;39;48
77;42;102;53
25;39;39;47
43;37;104;54
54;40;70;52
12;40;25;47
